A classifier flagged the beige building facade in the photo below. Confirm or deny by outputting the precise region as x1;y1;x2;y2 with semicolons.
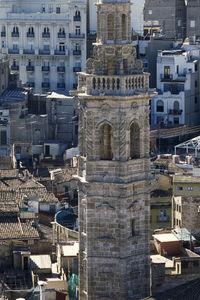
74;0;154;298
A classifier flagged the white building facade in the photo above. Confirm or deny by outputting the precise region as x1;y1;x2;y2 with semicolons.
0;0;87;94
151;49;200;127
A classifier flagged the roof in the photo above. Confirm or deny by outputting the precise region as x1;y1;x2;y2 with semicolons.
173;175;200;184
0;201;19;215
172;228;196;242
47;91;72;99
30;255;51;270
45;279;68;291
0;217;40;240
2;88;28;100
153;233;179;242
150;254;173;268
61;242;79;257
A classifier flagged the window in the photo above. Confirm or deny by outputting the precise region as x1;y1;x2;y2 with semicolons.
121;14;127;40
28;27;34;34
187;186;193;191
99;123;113;160
0;131;6;145
177;186;183;190
59;27;65;34
75;43;80;51
195;96;198;104
107;14;114;40
13;43;18;50
195;80;198;88
178;20;182;27
130;122;140;159
179;206;181;213
164;66;170;78
190;20;195;28
59;42;65;52
75;26;80;35
2;41;5;48
156;100;164;112
174;117;179;125
44;27;49;34
56;6;61;14
176;65;179;74
48;4;53;13
13;26;19;34
41;4;45;13
174;101;179;111
148;10;152;15
195;64;198;71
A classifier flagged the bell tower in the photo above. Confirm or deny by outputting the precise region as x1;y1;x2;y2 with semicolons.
75;0;155;298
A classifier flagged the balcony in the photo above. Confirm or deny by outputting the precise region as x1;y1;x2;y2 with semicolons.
26;65;34;72
11;65;19;71
42;82;50;88
27;82;35;88
160;74;186;83
157;216;170;222
1;32;6;37
160;74;173;82
23;49;35;54
57;66;65;73
11;32;19;37
42;66;50;72
27;33;34;38
168;109;183;115
42;32;50;38
78;73;150;96
73;16;81;21
73;67;81;72
58;33;66;38
57;83;65;89
8;49;19;54
54;50;66;55
73;50;81;56
39;49;50;55
69;33;85;39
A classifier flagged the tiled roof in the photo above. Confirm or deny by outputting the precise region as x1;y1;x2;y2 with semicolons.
0;201;19;215
0;217;39;240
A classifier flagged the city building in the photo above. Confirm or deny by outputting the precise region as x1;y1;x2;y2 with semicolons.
0;0;87;93
144;0;186;40
172;175;200;234
74;0;155;297
0;108;10;156
138;37;174;88
151;49;200;127
187;0;200;41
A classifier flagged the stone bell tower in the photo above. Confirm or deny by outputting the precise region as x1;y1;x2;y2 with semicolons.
75;0;155;298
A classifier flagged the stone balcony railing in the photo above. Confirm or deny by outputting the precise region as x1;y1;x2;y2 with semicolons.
78;73;150;96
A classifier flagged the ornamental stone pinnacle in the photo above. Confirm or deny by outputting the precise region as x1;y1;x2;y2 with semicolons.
74;0;156;298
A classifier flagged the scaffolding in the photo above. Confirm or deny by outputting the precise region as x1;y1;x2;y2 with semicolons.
174;135;200;157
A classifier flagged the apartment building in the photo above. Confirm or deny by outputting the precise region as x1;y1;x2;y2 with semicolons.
172;175;200;234
151;49;200;127
144;0;186;40
0;0;86;93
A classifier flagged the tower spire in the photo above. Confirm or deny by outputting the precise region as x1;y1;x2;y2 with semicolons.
75;0;156;298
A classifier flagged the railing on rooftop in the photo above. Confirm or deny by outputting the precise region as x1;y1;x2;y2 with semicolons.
78;73;150;96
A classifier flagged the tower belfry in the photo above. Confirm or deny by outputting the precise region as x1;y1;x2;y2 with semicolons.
75;0;155;298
